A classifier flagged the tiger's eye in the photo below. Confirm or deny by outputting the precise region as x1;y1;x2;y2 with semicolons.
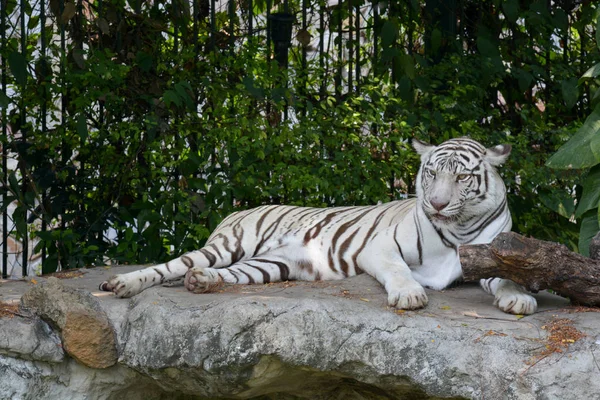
456;174;471;182
426;169;436;177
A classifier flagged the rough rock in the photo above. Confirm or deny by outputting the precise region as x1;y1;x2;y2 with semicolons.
0;316;63;362
0;356;174;400
19;277;118;368
1;266;600;400
62;310;119;368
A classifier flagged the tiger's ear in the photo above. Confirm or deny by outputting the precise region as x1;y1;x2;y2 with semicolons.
485;144;511;166
412;139;435;156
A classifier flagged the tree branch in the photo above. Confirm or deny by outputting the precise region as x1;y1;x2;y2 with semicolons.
459;232;600;307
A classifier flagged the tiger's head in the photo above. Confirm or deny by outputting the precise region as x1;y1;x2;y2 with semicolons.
412;137;511;225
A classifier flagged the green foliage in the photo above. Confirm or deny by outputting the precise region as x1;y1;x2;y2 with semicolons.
546;49;600;255
0;0;597;272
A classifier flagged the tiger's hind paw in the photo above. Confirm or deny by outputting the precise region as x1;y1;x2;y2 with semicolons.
494;293;537;315
184;267;224;294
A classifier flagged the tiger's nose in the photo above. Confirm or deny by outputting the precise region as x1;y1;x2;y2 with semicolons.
431;199;449;211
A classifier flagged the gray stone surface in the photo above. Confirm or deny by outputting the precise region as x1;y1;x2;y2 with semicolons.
19;277;118;368
1;265;600;400
0;316;63;362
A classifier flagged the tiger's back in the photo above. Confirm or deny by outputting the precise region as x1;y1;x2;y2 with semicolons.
205;199;417;282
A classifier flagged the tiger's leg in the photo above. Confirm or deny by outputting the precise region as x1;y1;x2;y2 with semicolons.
356;250;428;310
184;256;311;293
99;244;242;298
480;278;537;315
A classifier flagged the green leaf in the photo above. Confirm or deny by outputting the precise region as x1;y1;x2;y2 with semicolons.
502;0;519;23
136;51;153;72
579;209;599;257
76;113;88;143
243;76;264;98
42;254;58;275
8;51;28;86
125;227;133;242
430;28;442;54
35;231;54;241
72;49;85;69
61;2;77;24
399;54;415;79
163;89;181;108
174;82;194;109
539;189;575;219
13;205;27;238
581;63;600;80
516;70;533;92
592;87;600;107
546;104;600;169
96;17;110;34
0;196;16;211
575;164;600;217
8;172;19;195
597;14;600;51
476;29;499;58
27;15;39;30
381;20;397;48
398;76;412;101
561;78;579;109
553;8;569;32
0;91;10;108
380;47;399;64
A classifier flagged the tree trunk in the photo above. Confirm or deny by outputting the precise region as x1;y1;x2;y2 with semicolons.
459;232;600;307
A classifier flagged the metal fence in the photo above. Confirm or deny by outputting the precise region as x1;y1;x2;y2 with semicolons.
0;0;597;277
0;0;395;277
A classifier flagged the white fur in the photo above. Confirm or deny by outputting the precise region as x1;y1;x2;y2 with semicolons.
101;138;537;315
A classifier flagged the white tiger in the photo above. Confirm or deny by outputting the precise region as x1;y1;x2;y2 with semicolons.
100;137;537;315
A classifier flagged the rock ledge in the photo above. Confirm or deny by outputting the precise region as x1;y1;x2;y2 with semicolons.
1;266;599;400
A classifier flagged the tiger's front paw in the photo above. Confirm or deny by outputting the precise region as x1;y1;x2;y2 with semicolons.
387;284;428;310
184;267;224;294
494;293;537;315
99;274;143;298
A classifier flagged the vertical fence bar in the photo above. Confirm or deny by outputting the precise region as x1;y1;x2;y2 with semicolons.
172;0;181;241
347;0;352;93
319;0;324;97
408;2;413;55
335;2;342;100
19;0;28;276
173;0;179;54
282;0;289;122
76;0;85;243
228;0;234;52
266;0;271;61
59;0;67;270
373;0;378;71
390;2;397;85
98;0;104;129
265;0;271;120
40;0;48;267
301;0;307;117
210;0;216;50
355;3;360;88
1;0;7;278
248;0;253;37
193;0;199;51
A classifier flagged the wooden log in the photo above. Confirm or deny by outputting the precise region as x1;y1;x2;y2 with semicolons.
459;232;600;307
